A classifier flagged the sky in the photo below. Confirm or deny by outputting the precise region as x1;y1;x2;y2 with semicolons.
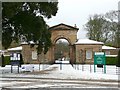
46;0;119;39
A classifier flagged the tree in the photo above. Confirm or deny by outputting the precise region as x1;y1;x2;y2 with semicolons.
85;12;119;47
2;2;58;54
105;10;120;47
55;39;69;60
85;14;106;42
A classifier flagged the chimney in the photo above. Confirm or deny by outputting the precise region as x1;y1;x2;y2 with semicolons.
74;24;77;28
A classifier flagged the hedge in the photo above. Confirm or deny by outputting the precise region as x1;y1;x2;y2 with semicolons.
106;56;117;65
4;56;11;65
116;49;120;67
0;55;118;66
0;55;24;67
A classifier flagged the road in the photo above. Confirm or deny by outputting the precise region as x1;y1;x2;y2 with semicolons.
1;76;118;89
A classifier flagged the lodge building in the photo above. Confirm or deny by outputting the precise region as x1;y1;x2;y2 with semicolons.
3;23;118;64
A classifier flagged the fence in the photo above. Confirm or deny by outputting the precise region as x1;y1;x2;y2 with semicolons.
73;64;120;75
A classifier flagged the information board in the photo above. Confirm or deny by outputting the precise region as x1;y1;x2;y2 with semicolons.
10;53;20;65
94;52;106;73
94;52;105;65
10;53;21;73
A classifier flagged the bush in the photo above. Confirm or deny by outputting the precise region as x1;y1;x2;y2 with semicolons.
0;54;24;66
1;54;5;67
4;55;11;65
116;49;120;67
0;55;10;67
106;56;117;65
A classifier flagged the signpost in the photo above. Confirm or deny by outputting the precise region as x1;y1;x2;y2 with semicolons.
94;52;106;74
10;53;21;73
60;51;63;70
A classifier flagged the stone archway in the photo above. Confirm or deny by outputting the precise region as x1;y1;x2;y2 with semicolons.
47;23;78;64
53;36;71;62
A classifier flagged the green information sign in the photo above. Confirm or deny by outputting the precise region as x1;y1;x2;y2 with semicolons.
94;52;106;73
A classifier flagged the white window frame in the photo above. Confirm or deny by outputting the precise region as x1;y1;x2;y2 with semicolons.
86;49;92;60
32;51;37;60
105;51;110;55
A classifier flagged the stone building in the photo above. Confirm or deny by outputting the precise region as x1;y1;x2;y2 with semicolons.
75;39;104;64
102;45;118;56
6;23;118;64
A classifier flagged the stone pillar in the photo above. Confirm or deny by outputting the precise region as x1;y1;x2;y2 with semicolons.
69;45;75;64
82;50;86;64
51;45;55;62
72;45;76;63
21;44;32;64
48;47;52;63
49;45;55;63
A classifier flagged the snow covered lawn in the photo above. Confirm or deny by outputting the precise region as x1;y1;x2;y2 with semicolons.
41;64;119;81
1;63;119;88
1;63;119;81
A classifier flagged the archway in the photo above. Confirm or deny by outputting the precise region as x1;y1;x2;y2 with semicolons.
54;38;70;61
48;23;78;64
54;38;70;62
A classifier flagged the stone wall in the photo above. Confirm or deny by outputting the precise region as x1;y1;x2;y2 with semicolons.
102;49;118;55
75;44;102;64
51;30;78;45
21;44;54;64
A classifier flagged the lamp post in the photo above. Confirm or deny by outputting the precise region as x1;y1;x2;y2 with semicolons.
38;40;45;71
42;42;45;70
38;53;40;71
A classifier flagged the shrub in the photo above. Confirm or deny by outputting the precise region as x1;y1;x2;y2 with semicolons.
116;49;120;67
0;54;24;66
1;54;5;67
106;56;117;65
4;55;11;65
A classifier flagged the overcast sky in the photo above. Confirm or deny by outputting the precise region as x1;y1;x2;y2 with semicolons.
46;0;119;39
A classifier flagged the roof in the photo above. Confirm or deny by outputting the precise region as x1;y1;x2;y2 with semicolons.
49;23;79;30
102;45;116;50
21;41;35;45
0;50;8;53
8;46;22;51
75;39;104;45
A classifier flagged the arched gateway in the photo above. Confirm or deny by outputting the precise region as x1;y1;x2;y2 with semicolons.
46;23;78;64
13;23;104;64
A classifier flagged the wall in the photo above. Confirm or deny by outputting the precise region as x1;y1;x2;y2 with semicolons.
102;49;118;55
21;44;53;64
75;44;102;64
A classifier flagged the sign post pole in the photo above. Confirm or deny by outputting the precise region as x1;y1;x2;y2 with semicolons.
94;64;96;73
94;54;96;73
18;65;19;73
11;65;13;73
104;54;106;74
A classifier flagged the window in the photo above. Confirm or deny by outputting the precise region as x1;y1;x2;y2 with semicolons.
32;51;37;60
86;49;92;59
105;51;110;55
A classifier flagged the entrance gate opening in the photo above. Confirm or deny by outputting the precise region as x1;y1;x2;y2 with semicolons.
54;39;70;63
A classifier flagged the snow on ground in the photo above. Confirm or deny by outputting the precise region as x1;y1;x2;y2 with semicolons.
40;64;118;81
1;62;119;81
1;62;119;88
